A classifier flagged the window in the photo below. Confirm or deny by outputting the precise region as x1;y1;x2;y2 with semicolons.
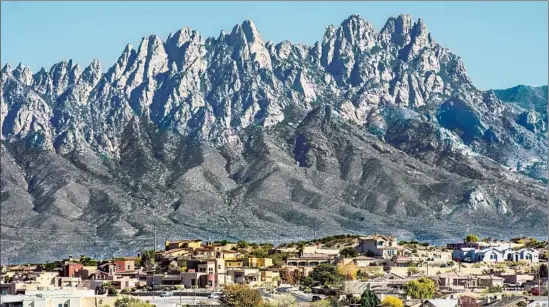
117;265;121;270
59;304;63;307
526;254;532;260
377;241;383;246
127;265;130;270
490;254;496;260
218;265;221;270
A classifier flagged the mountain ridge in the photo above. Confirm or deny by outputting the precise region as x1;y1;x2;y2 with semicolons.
1;14;547;263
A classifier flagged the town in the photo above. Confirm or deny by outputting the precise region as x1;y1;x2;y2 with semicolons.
0;234;547;307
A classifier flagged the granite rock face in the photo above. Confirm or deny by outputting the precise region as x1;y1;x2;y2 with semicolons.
1;15;547;263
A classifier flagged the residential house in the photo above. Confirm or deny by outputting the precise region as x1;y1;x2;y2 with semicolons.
498;273;535;285
184;259;217;288
285;254;335;268
477;248;506;262
206;242;237;251
0;289;111;307
243;258;273;268
352;256;374;267
503;248;539;263
215;250;238;260
165;240;202;250
192;248;216;259
260;269;280;288
337;256;374;267
97;263;116;276
113;260;134;273
156;248;192;260
227;268;260;287
453;247;539;263
54;276;82;288
225;259;244;268
301;246;340;256
477;275;505;288
62;263;83;278
342;281;369;295
357;234;408;259
452;248;478;263
433;272;477;290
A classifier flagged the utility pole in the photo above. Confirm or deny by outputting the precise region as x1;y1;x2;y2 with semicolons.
154;227;157;252
538;270;541;296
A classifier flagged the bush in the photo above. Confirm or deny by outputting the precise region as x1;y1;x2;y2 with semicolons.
114;297;154;307
485;286;503;293
340;247;359;258
221;284;263;307
381;296;403;307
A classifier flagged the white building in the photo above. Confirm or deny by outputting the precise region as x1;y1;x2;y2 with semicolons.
0;289;111;307
453;247;539;263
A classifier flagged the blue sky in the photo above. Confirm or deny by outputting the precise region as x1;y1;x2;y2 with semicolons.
1;1;547;90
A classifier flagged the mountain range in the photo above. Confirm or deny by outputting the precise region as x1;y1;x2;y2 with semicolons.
1;14;547;263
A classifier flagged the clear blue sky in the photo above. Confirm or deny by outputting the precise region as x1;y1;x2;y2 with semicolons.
1;1;547;90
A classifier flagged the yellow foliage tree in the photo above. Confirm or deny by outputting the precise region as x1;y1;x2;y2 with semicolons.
381;296;404;307
337;262;358;281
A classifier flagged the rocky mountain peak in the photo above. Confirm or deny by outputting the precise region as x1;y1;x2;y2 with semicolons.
379;14;418;47
12;63;34;86
1;63;12;74
340;14;376;44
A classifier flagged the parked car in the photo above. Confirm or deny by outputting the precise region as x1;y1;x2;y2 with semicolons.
312;296;322;302
208;292;222;299
160;291;173;297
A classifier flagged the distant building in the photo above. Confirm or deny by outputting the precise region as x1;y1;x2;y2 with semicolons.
62;263;83;278
453;247;539;263
357;234;409;259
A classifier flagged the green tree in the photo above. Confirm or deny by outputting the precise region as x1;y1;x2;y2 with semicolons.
360;290;380;307
381;296;403;307
538;264;548;278
464;234;479;243
307;264;344;287
221;284;263;307
237;240;249;248
297;242;306;256
340;247;359;258
140;250;156;268
404;277;436;299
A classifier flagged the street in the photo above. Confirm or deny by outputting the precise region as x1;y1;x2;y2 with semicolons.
135;295;220;307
